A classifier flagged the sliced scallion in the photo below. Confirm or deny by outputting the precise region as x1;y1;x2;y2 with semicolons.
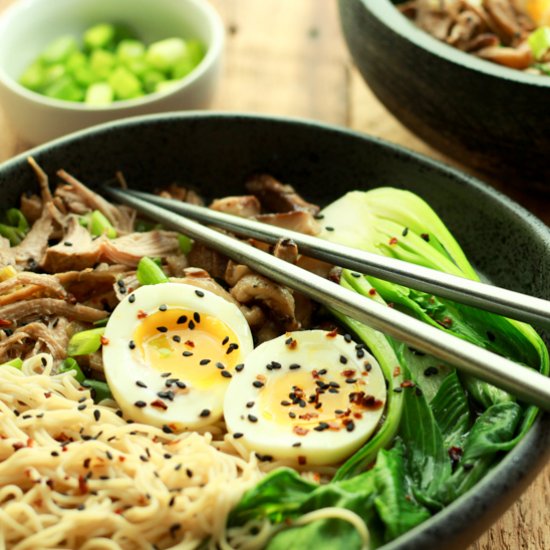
67;327;106;356
136;256;169;285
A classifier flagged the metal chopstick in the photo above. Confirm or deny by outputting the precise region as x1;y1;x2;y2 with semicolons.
118;189;550;330
103;185;550;411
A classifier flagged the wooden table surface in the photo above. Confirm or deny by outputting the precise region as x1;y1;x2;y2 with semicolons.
0;0;548;548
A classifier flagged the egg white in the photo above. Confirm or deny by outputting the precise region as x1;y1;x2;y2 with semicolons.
224;330;387;467
103;282;254;431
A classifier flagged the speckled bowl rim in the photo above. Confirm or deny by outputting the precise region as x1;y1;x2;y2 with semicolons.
1;111;548;548
360;0;550;89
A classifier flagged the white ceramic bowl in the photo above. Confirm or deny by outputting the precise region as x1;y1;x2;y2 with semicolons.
0;0;224;144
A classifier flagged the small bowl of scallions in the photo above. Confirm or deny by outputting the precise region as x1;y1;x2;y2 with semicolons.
0;0;224;144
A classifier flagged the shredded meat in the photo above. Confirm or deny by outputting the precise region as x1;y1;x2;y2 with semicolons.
273;238;299;264
210;195;262;218
256;211;321;236
157;183;204;205
41;216;179;272
186;242;228;279
13;206;54;269
400;0;538;71
0;272;67;306
245;174;320;215
20;193;43;224
0;298;108;324
56;170;135;233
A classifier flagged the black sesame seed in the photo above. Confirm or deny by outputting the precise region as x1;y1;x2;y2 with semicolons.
233;432;244;439
270;361;281;369
177;315;187;324
235;364;244;372
314;422;329;431
393;387;403;393
162;425;173;434
78;396;87;403
289;363;301;370
216;362;225;370
172;335;181;343
402;227;409;237
156;326;168;333
345;378;357;384
199;359;211;366
340;355;348;364
289;412;296;418
222;336;229;345
253;381;264;388
285;337;293;345
175;381;187;389
195;290;205;297
247;414;258;423
93;410;101;421
424;366;439;377
77;404;87;411
246;401;255;408
182;351;193;357
169;496;176;507
41;357;48;367
128;340;136;350
129;294;136;303
136;380;147;388
487;331;496;342
51;451;59;457
157;391;175;401
364;363;372;372
226;343;239;354
319;369;327;375
186;468;193;478
356;349;365;359
221;370;232;378
174;463;183;471
280;400;291;406
134;401;147;408
346;421;355;432
199;409;211;417
344;333;352;343
188;320;196;330
161;372;172;378
164;453;172;459
159;304;167;311
193;312;201;323
325;226;335;232
64;241;73;247
292;442;302;447
351;272;361;278
106;451;113;460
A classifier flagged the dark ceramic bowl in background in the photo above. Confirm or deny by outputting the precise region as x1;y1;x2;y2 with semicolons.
1;112;549;549
338;0;550;191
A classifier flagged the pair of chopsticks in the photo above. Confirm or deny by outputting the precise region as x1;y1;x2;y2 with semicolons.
103;186;550;411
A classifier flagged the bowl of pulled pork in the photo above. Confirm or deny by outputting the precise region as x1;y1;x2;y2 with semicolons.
338;0;550;190
0;112;548;550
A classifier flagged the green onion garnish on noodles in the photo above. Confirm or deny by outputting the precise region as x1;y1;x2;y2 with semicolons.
68;327;106;356
58;357;85;382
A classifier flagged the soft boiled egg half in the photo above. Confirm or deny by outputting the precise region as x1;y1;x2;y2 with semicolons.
224;330;387;467
103;282;253;431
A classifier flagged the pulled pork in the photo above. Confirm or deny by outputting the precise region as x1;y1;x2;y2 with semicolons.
400;0;545;72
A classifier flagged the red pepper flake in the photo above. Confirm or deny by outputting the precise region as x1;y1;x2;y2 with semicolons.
298;412;318;421
44;392;52;398
115;508;124;515
389;237;398;245
368;288;376;296
12;442;25;452
150;399;168;410
312;472;321;483
349;391;384;410
137;310;148;319
342;369;356;378
353;412;363;420
293;426;309;436
311;370;320;379
401;380;415;388
0;318;12;327
26;438;34;447
448;446;463;466
184;340;195;348
289;339;297;349
78;475;88;495
325;328;338;339
393;366;401;377
328;422;340;431
100;336;110;346
298;456;307;465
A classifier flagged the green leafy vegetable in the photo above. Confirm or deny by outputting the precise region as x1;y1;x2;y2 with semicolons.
0;208;30;245
67;327;105;356
89;210;117;238
178;234;193;254
137;256;169;285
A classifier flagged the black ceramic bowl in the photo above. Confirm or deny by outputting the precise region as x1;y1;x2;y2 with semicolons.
1;113;548;549
338;0;550;190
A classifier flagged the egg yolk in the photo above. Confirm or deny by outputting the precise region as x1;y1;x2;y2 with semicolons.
259;367;384;431
526;0;550;24
133;308;240;389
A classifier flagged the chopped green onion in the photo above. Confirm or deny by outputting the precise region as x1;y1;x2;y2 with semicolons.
40;35;79;65
178;234;193;254
136;256;169;285
108;66;143;100
82;379;112;403
68;327;105;356
135;219;161;232
90;210;117;238
145;38;188;72
0;358;23;369
6;208;29;233
528;26;550;60
84;23;117;51
0;223;25;246
93;317;110;327
58;357;85;382
85;82;114;106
